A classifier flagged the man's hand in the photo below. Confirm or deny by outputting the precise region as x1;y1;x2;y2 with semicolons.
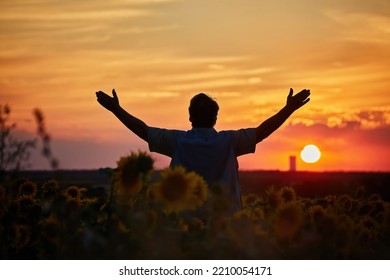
286;88;310;112
256;88;311;142
96;89;120;112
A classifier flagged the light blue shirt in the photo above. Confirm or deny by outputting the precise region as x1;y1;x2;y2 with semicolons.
148;127;257;211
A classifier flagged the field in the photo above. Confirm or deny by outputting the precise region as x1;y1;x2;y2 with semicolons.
1;155;390;260
17;168;390;199
240;170;390;199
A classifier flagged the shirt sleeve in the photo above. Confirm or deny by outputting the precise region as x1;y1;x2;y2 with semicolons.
147;127;180;157
231;128;257;156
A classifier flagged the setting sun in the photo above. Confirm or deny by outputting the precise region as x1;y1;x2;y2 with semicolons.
300;144;321;163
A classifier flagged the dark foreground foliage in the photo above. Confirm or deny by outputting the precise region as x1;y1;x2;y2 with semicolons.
1;152;390;260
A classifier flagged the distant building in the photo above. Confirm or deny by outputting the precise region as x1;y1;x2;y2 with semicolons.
289;156;296;172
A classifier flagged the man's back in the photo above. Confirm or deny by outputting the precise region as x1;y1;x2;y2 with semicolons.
148;127;257;211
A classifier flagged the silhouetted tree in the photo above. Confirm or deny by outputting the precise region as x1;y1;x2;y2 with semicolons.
0;104;36;173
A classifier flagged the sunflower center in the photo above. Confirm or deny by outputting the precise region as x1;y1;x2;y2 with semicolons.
160;174;189;202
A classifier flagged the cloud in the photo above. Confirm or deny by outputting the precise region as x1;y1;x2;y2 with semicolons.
0;9;151;21
290;107;390;129
126;91;180;98
0;0;180;54
164;77;260;91
324;10;390;44
160;67;274;83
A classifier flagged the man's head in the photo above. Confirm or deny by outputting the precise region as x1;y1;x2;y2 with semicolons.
189;93;219;128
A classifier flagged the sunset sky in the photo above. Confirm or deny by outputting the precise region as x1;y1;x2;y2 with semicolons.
1;0;389;171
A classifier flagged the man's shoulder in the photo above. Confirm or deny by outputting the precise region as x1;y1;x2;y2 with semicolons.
148;127;186;144
149;127;186;134
219;128;257;135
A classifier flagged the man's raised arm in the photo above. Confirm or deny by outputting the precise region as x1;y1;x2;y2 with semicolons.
96;89;148;141
256;88;310;143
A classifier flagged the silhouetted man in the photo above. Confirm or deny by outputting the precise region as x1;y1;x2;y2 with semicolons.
96;89;310;211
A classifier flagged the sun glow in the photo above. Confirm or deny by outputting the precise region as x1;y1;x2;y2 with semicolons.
300;144;321;163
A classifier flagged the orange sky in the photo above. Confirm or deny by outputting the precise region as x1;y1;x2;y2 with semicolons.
1;0;389;171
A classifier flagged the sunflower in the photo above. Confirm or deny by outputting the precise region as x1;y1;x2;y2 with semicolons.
265;186;283;210
308;205;327;224
151;166;208;213
17;195;39;219
337;194;353;212
41;180;60;199
242;194;261;208
250;207;265;221
317;195;336;209
79;187;88;202
18;181;38;197
65;186;81;202
187;171;208;209
113;151;154;196
280;186;296;203
154;166;191;208
368;200;385;218
274;202;303;240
